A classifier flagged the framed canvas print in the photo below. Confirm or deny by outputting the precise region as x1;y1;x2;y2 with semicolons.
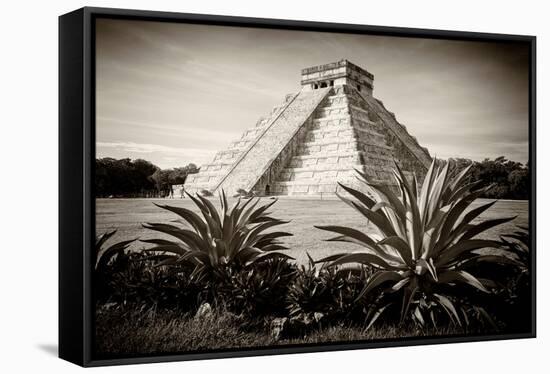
59;7;536;367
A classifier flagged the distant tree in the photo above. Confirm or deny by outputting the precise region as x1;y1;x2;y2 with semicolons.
508;168;529;199
95;158;159;197
95;158;201;198
161;164;200;186
150;169;172;196
447;156;529;200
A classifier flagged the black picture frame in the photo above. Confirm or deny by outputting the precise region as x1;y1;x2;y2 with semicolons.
59;6;537;367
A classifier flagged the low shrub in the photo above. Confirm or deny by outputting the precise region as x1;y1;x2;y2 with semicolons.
286;255;374;331
224;257;298;317
95;231;207;310
110;253;207;311
481;226;531;332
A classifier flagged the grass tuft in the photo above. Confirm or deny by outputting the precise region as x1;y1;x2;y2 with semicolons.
95;305;470;357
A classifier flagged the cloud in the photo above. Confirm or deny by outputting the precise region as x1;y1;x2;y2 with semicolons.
95;19;530;167
96;141;216;168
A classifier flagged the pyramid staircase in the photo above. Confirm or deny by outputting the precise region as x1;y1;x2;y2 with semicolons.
184;88;331;195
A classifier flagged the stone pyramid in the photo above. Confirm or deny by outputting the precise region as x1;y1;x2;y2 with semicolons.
184;59;432;197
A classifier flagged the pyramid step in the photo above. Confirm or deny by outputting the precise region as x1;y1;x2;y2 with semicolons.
312;115;351;123
289;151;363;168
301;137;357;147
216;147;246;155
356;140;394;154
325;95;352;106
314;105;351;119
352;124;387;139
239;127;268;140
305;127;355;142
212;152;242;163
311;122;351;133
200;162;233;171
185;174;219;184
227;139;255;149
281;163;363;174
278;168;358;182
290;150;362;161
298;140;359;156
186;168;230;178
356;94;432;168
270;180;356;195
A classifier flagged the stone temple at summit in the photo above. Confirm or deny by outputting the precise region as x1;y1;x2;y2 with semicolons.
184;59;432;197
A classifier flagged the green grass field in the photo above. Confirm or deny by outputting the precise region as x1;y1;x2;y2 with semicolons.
96;197;529;265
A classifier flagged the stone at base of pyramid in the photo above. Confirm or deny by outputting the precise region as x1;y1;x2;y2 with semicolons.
184;59;432;198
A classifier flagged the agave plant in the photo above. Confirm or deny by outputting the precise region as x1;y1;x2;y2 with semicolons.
495;225;532;331
316;160;519;328
95;230;135;273
500;225;530;271
141;191;293;278
95;230;136;302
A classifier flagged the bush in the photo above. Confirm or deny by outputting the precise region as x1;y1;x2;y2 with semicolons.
95;230;209;310
286;255;373;330
483;226;531;332
110;253;208;311
223;257;297;317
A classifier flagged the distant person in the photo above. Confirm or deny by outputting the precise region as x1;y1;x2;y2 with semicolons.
180;186;185;199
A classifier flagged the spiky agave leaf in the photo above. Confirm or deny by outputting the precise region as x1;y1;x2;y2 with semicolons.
141;190;293;277
500;226;530;270
317;160;520;327
95;230;136;271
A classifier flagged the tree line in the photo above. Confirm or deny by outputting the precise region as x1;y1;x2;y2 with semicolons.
449;156;529;200
95;156;529;200
95;158;199;198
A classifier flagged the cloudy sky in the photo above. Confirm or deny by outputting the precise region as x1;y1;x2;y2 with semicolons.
96;18;530;169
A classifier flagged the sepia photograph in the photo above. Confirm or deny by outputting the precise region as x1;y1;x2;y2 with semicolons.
93;17;532;359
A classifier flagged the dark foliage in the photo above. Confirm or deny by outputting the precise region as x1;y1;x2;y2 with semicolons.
95;157;199;197
448;156;529;200
223;258;298;317
94;230;136;303
150;164;199;196
95;158;158;197
316;160;522;329
287;255;374;329
95;231;204;310
471;226;532;332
